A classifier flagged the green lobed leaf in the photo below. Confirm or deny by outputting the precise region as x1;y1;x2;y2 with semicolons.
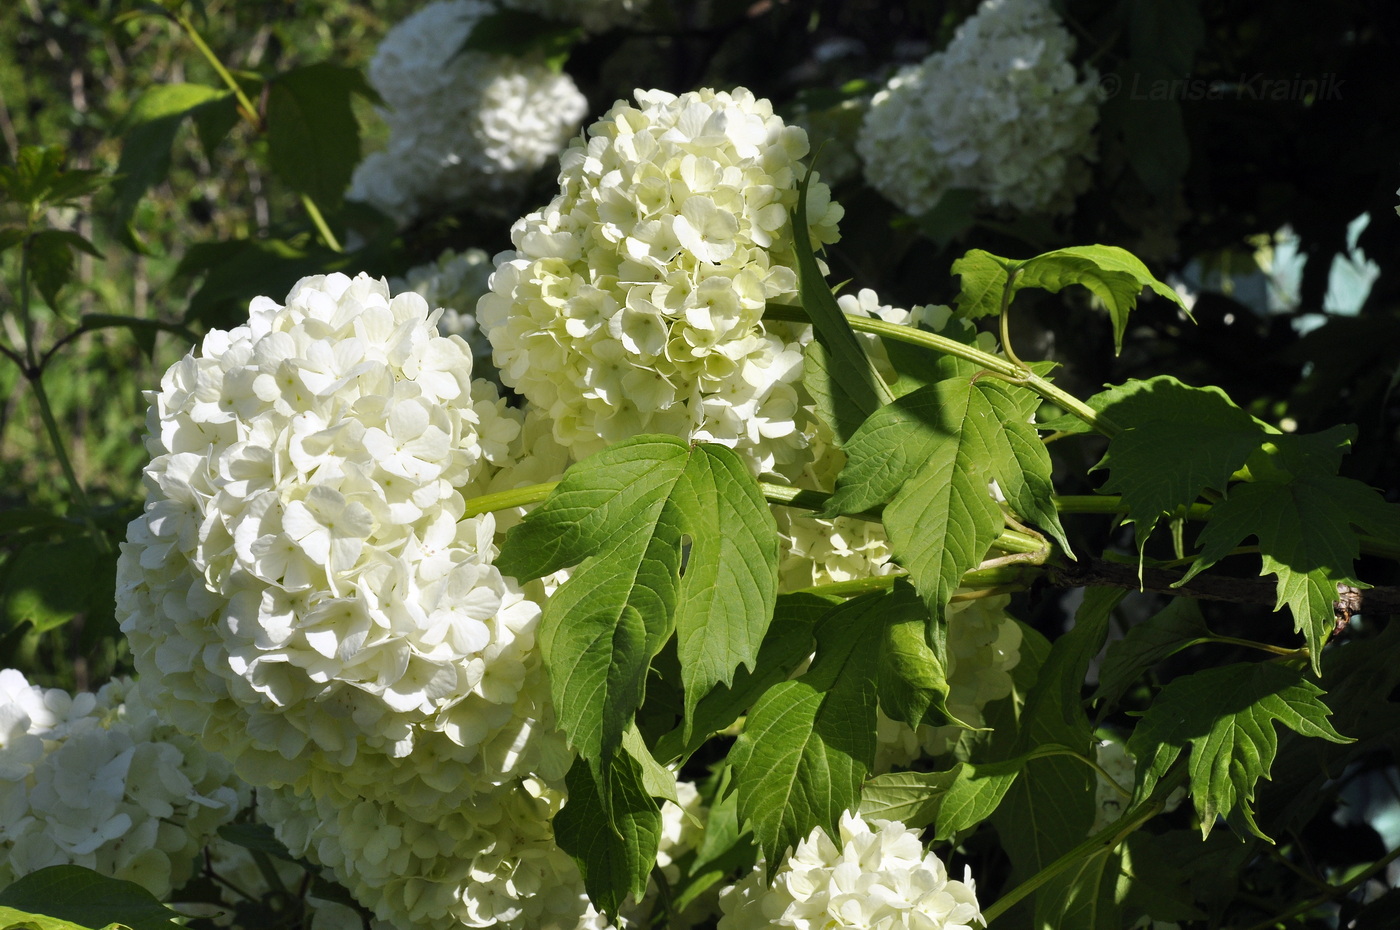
112;83;230;244
1092;598;1212;715
877;579;968;729
1016;246;1189;355
859;759;1018;840
669;445;779;738
554;753;662;917
216;822;300;863
0;145;108;214
1095;376;1266;551
977;379;1071;553
0;866;183;930
653;592;829;764
728;592;881;871
265;63;377;208
179;236;347;330
1;535;117;635
27;230;102;313
1181;472;1400;673
496;436;779;765
793;170;892;444
950;248;1012;320
1127;662;1352;840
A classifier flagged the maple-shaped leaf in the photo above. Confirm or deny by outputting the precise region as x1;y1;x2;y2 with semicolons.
1127;662;1351;840
1094;376;1266;551
1181;473;1400;672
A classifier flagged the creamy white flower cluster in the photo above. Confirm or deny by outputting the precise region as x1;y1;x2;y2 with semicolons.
503;0;648;32
116;272;570;804
718;811;984;930
259;777;708;930
392;248;498;381
858;0;1101;216
0;671;246;899
874;594;1024;770
480;86;844;477
348;0;589;225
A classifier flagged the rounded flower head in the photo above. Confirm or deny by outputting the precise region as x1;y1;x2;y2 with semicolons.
480;86;844;477
859;0;1101;216
117;272;568;804
0;672;247;899
719;811;984;930
392;247;498;382
348;0;589;225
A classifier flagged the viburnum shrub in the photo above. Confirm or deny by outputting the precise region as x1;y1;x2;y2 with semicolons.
5;3;1400;925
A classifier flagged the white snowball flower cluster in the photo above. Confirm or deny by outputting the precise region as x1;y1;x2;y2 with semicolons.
391;247;498;380
718;811;984;930
874;594;1024;770
348;0;589;225
502;0;648;32
480;86;845;477
116;272;570;805
0;671;247;899
259;777;709;930
858;0;1101;216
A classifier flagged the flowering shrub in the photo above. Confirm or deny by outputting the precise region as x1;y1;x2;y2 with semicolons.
858;0;1100;216
717;811;984;930
480;86;843;476
0;671;246;899
348;0;588;224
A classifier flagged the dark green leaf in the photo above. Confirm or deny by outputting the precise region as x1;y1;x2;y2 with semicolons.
653;592;829;764
859;759;1018;839
1016;246;1189;354
2;536;116;635
1182;473;1400;672
0;145;107;213
913;187;977;248
978;379;1071;553
794;171;892;444
729;593;881;870
266;63;377;207
0;866;183;930
554;753;662;917
458;9;581;68
1092;598;1211;714
877;579;968;729
112;84;230;242
1095;376;1265;550
216;823;300;862
75;314;198;358
27;230;100;311
497;436;778;767
1128;662;1351;840
179;237;346;329
950;248;1011;320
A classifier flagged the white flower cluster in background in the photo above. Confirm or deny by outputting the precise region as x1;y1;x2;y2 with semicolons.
348;0;589;225
858;0;1101;216
0;671;246;899
116;272;571;803
391;247;498;380
717;811;984;930
503;0;649;32
1090;739;1183;834
480;86;844;477
874;594;1024;770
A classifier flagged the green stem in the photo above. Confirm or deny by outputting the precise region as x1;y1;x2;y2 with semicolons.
1202;634;1308;659
998;266;1026;368
462;481;558;517
177;14;261;127
982;771;1180;925
764;303;1121;438
1235;843;1400;930
299;192;343;253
